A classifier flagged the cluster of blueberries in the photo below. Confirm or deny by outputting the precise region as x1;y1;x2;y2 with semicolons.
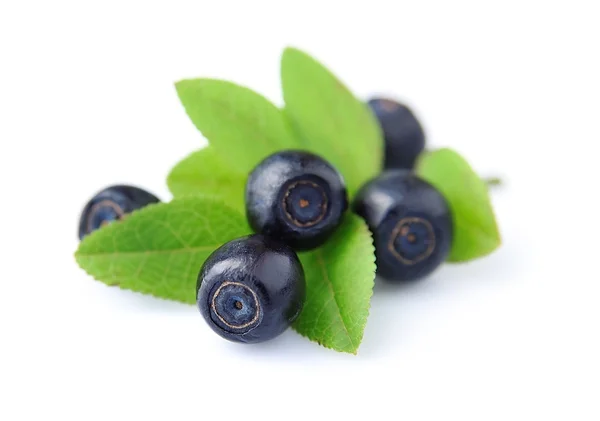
78;98;452;344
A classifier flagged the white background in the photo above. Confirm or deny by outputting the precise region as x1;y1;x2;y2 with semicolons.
1;1;599;420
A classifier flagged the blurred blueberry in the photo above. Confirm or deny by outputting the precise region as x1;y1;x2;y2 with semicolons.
368;97;426;170
78;185;160;240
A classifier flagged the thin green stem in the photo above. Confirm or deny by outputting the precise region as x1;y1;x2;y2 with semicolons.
483;177;503;187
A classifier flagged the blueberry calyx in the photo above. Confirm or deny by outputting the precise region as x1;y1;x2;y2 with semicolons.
281;176;330;228
210;280;261;334
389;216;436;265
85;199;126;233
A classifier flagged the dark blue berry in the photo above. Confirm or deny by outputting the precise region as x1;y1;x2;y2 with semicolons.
245;150;348;250
78;185;160;240
197;234;305;344
353;170;452;282
368;97;425;170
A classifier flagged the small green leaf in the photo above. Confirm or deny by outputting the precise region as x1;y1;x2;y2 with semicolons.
75;197;250;303
293;214;376;354
281;47;384;197
175;78;300;172
167;147;246;212
416;148;501;262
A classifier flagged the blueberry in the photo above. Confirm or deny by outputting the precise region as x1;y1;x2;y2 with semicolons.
368;97;425;170
197;234;305;344
78;185;160;240
245;150;348;250
353;170;452;282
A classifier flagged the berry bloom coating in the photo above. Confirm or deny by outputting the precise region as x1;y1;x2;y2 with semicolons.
368;97;425;170
197;234;305;344
354;170;452;282
245;150;348;250
77;185;160;240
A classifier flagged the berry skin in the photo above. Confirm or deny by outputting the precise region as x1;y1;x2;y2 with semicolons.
245;150;348;250
368;97;425;170
197;234;305;344
353;170;452;282
78;185;160;240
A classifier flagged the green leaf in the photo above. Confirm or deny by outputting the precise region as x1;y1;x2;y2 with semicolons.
75;197;250;304
293;214;376;354
416;148;501;262
167;147;246;212
175;78;300;172
280;47;384;197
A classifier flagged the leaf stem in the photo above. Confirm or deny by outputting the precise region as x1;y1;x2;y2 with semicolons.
483;176;503;188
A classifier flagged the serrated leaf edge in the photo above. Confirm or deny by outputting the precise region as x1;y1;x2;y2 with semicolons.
73;256;198;305
73;198;249;305
293;218;376;355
